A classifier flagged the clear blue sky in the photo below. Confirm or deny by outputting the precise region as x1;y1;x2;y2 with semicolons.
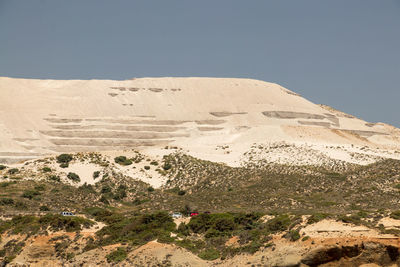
1;0;399;126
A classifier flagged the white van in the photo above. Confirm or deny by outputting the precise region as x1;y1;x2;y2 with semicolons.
60;211;75;216
171;212;183;219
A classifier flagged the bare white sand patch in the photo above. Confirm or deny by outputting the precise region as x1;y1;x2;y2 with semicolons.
378;217;400;229
55;162;101;185
300;219;390;238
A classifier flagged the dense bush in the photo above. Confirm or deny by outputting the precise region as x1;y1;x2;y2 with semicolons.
106;247;127;263
38;214;94;232
188;213;263;238
59;163;69;168
93;171;100;179
390;210;400;220
114;156;132;166
178;190;186;196
0;165;7;170
34;184;46;191
147;186;155;192
56;154;73;164
42;167;52;173
8;168;19;175
339;214;362;225
49;175;61;182
288;229;300;241
96;211;176;246
0;214;93;235
0;198;14;205
177;222;190;236
39;205;50;211
0;181;16;187
162;163;172;171
67;172;80;182
21;190;41;200
265;214;291;232
307;213;329;224
112;186;127;201
198;248;220;260
101;185;112;194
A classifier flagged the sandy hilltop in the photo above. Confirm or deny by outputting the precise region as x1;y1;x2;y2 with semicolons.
1;76;400;167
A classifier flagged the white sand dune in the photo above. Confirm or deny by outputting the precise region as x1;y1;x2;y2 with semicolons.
1;76;400;166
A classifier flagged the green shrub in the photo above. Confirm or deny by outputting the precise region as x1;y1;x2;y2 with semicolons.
177;222;190;236
0;198;14;205
188;213;213;233
112;187;127;201
67;172;80;182
307;213;329;224
132;198;149;205
42;167;52;173
0;165;6;170
162;163;172;171
34;184;46;191
175;239;205;253
198;248;220;261
150;161;158;166
59;163;69;168
21;190;41;199
96;211;176;246
339;214;361;225
39;205;50;211
157;233;175;243
93;171;100;179
38;214;94;232
147;186;155;192
56;154;73;164
99;196;109;204
14;201;27;210
101;185;112;193
8;168;19;175
390;210;400;220
0;214;93;235
0;181;16;187
114;156;132;166
266;215;291;233
178;190;186;196
213;216;235;232
289;229;300;241
144;165;150;170
106;247;127;263
49;175;60;182
188;213;238;237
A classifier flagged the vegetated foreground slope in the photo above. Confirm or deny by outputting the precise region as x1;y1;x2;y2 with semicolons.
2;152;400;266
1;76;400;166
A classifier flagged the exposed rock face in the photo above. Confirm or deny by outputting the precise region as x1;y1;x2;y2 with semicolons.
1;77;400;165
301;243;400;267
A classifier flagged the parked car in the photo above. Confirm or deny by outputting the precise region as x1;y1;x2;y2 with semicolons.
190;212;199;217
171;212;183;219
60;211;75;216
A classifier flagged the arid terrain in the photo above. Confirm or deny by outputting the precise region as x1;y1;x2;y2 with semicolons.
2;77;400;266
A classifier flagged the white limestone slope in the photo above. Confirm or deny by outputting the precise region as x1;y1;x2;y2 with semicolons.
1;76;400;166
